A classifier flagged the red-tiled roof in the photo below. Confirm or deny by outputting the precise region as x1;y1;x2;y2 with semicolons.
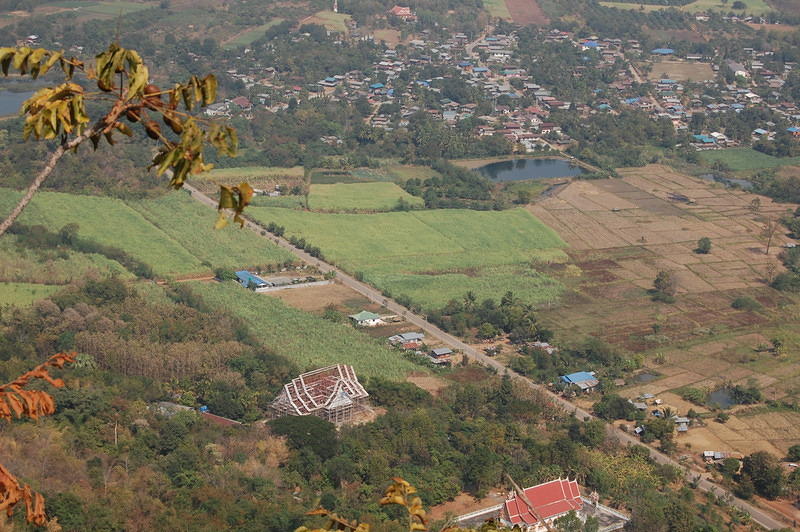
504;479;582;525
201;412;242;427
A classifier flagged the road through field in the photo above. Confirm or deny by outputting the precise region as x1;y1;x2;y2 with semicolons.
183;183;790;530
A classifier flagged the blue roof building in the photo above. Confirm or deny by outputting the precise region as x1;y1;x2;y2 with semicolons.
235;270;270;290
651;48;675;55
369;82;384;90
693;134;716;144
560;371;600;392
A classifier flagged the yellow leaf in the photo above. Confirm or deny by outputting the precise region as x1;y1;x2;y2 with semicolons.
214;212;229;229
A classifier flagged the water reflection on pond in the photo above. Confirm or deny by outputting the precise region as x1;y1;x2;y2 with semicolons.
475;158;587;181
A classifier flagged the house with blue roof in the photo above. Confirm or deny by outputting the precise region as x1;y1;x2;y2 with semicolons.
560;371;600;393
692;134;716;145
651;48;675;55
787;126;800;136
235;271;271;291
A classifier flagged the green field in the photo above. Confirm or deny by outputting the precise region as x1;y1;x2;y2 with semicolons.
129;191;295;269
599;1;670;11
0;189;292;276
223;19;284;49
192;282;419;379
483;0;512;18
600;0;771;14
49;0;154;15
248;207;567;308
306;10;351;32
0;282;61;307
699;148;800;172
309;182;424;212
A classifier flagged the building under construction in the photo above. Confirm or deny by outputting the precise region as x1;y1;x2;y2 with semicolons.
269;364;369;425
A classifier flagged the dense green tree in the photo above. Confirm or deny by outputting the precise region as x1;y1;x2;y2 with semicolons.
742;451;784;499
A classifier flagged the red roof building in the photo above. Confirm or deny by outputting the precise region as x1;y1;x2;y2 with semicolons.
503;478;583;529
388;5;417;21
269;364;369;425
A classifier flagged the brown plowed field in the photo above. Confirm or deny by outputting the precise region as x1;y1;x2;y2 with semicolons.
505;0;549;25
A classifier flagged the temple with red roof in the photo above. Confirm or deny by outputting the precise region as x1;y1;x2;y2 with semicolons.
503;478;583;530
388;5;417;21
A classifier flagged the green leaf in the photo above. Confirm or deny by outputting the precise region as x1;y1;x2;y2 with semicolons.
218;185;237;210
39;51;62;76
126;63;149;100
0;50;14;76
201;74;216;106
11;47;30;72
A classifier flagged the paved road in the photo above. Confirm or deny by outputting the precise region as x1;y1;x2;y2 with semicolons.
183;183;790;530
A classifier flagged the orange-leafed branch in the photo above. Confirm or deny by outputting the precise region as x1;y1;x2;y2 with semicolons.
0;351;75;526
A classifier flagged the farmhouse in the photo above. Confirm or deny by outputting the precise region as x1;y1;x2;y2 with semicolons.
560;371;599;393
349;310;383;326
430;347;453;365
269;364;369;425
388;332;425;345
235;270;271;291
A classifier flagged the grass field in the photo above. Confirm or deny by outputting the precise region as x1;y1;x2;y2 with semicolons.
600;0;772;14
196;166;305;181
248;206;566;308
223;19;283;49
192;281;419;379
304;10;351;32
699;148;800;172
599;1;664;11
49;0;154;15
309;182;424;212
128;191;294;268
483;0;512;19
0;282;61;307
0;189;201;275
0;189;292;276
646;61;715;82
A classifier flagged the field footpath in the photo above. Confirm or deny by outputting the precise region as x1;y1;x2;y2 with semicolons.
182;182;790;530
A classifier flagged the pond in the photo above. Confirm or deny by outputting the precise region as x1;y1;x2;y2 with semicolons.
634;372;659;383
0;90;35;117
709;387;736;409
698;173;753;190
475;158;588;181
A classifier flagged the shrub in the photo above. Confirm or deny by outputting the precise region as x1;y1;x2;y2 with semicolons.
731;296;761;311
696;237;712;254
